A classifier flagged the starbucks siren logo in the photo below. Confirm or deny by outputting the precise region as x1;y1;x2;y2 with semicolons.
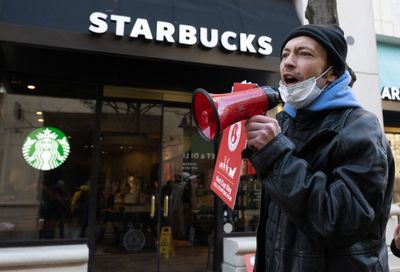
22;127;70;171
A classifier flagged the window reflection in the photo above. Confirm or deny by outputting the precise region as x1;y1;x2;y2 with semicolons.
95;101;161;252
0;78;96;242
387;133;400;203
162;108;215;245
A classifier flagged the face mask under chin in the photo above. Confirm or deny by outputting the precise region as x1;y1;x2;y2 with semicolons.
278;66;332;109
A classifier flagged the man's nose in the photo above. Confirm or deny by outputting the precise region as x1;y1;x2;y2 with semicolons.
282;53;296;67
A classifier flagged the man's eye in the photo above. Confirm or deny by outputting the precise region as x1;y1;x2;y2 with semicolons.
300;51;312;56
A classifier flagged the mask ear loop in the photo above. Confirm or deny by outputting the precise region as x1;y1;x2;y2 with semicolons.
317;66;333;80
317;66;333;90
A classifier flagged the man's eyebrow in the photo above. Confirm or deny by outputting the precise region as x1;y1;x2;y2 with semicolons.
297;45;315;51
282;45;315;52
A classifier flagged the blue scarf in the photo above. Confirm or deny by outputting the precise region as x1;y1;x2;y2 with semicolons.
284;71;361;118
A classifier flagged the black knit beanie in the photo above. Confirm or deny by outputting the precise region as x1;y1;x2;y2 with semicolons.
280;24;348;76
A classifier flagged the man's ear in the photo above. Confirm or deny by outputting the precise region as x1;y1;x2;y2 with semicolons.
327;70;337;83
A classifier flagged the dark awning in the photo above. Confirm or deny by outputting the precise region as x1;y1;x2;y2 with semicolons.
0;0;301;93
0;0;300;72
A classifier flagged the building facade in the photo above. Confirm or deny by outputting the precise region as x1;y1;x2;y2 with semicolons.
0;1;300;271
373;0;400;204
0;0;392;271
374;0;400;268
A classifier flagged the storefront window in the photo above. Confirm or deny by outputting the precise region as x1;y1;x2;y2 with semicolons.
95;99;162;255
161;108;215;246
224;163;261;233
0;78;96;242
387;133;400;203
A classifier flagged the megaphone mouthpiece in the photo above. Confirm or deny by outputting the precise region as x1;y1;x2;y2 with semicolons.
261;86;281;110
192;86;281;141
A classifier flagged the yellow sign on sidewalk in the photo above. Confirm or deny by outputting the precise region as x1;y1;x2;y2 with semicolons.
160;226;175;258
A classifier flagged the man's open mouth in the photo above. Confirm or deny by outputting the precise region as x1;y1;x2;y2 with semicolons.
283;74;300;85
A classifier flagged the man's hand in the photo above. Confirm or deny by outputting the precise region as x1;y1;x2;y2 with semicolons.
245;115;281;151
394;224;400;250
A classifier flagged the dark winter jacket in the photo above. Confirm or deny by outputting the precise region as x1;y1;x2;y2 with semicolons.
246;107;395;272
391;239;400;258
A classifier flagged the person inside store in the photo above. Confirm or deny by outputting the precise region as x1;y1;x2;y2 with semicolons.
52;179;70;239
70;182;90;238
39;179;69;239
242;24;395;271
391;223;400;257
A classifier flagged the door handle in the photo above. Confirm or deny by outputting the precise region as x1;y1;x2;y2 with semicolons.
150;194;156;218
163;195;169;217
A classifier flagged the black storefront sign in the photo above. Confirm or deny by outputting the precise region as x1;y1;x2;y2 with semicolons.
88;11;274;56
0;0;300;73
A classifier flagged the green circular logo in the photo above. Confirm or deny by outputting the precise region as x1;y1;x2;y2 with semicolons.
22;127;70;171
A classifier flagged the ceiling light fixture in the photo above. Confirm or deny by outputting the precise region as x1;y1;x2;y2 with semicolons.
27;85;36;90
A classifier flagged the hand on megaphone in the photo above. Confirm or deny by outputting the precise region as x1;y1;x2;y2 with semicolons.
192;86;281;141
245;115;281;152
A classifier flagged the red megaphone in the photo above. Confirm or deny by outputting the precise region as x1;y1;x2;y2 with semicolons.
192;86;281;141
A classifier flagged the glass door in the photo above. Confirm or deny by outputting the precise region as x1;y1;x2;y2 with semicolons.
93;99;162;272
160;107;215;272
91;96;215;272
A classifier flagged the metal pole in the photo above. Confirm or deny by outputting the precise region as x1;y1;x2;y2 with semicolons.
87;85;103;272
213;136;223;272
156;104;165;272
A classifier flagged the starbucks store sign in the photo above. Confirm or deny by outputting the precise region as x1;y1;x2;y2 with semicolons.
22;127;71;171
381;86;400;101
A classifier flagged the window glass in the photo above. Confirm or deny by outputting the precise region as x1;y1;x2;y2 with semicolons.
0;78;96;242
387;133;400;203
162;108;215;246
95;100;162;254
225;164;261;233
